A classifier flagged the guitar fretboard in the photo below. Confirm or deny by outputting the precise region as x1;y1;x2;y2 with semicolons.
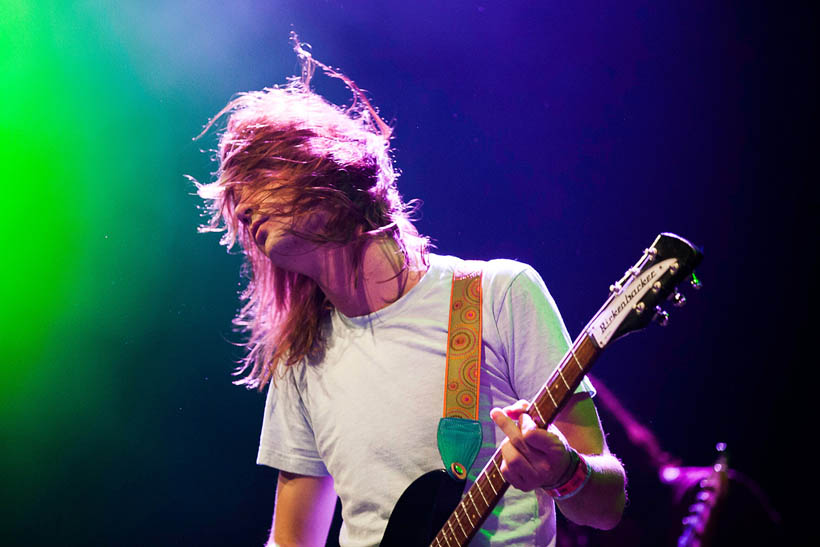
431;334;601;547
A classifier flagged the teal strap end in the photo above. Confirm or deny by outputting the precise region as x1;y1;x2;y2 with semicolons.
437;417;483;481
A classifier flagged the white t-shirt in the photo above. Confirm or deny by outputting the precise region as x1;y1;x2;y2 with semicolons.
257;254;594;546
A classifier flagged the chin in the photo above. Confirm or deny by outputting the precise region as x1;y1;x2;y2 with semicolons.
265;238;320;272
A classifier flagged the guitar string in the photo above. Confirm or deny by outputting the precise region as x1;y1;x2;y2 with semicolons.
529;340;589;434
568;335;586;373
556;362;571;390
460;497;475;525
456;497;473;536
554;342;581;401
441;475;492;547
440;522;455;547
485;468;499;496
547;338;589;414
447;494;465;539
453;488;477;540
454;478;487;542
434;526;445;547
454;517;467;546
491;457;502;481
445;520;457;546
453;453;508;546
467;490;480;521
454;505;468;538
439;528;451;547
475;479;490;506
531;398;547;425
544;383;559;409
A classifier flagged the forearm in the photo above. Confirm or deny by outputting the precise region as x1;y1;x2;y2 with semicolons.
554;452;625;530
492;396;626;530
269;471;337;547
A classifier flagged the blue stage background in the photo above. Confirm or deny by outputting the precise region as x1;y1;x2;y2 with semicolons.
2;1;803;544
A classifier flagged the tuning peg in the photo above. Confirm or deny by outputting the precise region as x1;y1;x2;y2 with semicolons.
653;306;670;327
696;491;713;502
668;289;686;307
690;272;702;290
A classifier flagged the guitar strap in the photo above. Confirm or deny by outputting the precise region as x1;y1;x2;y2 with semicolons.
437;265;484;481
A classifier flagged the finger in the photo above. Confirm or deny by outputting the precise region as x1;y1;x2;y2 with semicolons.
491;408;533;456
518;412;554;456
498;439;538;491
510;399;529;410
523;428;566;453
491;408;523;442
517;411;538;434
501;400;530;421
522;420;563;445
519;429;574;486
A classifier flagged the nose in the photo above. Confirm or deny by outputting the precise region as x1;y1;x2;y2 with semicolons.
236;203;254;226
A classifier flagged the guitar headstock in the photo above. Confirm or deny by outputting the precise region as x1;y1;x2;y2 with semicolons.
588;233;703;348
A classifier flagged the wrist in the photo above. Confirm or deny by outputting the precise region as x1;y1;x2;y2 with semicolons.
544;447;579;490
546;450;592;500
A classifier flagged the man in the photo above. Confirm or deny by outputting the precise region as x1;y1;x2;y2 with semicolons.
197;44;625;546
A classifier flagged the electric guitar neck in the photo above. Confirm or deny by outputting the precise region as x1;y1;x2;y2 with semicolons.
383;233;703;547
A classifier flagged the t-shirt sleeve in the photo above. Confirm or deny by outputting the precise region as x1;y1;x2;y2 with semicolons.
257;367;330;477
494;264;595;401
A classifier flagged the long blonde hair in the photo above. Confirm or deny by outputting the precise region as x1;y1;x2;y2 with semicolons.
194;36;428;389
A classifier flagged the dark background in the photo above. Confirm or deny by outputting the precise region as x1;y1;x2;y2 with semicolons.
2;1;808;545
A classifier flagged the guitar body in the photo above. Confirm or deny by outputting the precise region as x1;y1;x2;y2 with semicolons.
381;470;464;546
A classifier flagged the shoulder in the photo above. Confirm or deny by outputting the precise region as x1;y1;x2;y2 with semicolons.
431;253;550;308
482;258;539;287
431;254;538;287
482;260;556;327
479;258;549;303
269;357;315;397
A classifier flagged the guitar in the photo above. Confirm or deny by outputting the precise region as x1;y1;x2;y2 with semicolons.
382;232;703;546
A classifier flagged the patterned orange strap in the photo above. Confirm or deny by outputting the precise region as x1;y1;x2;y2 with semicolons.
443;268;483;420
